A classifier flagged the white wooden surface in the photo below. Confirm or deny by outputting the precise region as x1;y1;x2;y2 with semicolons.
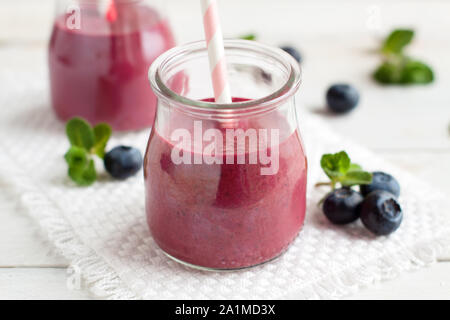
0;0;449;300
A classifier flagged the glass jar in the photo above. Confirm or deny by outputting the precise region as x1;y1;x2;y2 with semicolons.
146;40;307;270
48;0;175;131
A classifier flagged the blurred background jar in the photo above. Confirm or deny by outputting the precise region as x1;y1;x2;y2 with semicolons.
48;0;175;131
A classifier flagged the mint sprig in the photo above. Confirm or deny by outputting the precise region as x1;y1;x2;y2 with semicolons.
64;117;112;186
373;29;434;85
316;151;372;189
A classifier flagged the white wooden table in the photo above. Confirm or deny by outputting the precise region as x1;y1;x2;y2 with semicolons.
0;0;449;299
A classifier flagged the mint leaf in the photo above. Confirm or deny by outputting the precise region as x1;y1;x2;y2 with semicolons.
401;59;434;84
240;34;256;41
320;151;351;179
374;59;434;85
340;171;372;187
64;147;97;186
373;61;403;84
68;159;96;186
92;123;112;158
64;146;87;169
317;151;372;191
382;29;414;55
66;117;95;150
348;163;362;172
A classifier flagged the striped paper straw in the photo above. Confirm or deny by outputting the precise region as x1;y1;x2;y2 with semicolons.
99;0;117;22
200;0;232;104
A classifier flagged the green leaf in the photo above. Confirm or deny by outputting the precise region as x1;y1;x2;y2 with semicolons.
64;146;88;169
66;117;95;150
333;151;351;174
340;171;373;187
64;147;96;186
240;33;256;41
92;123;112;158
373;61;403;84
382;29;414;54
320;151;351;179
374;59;434;85
320;154;340;179
348;163;362;172
68;159;97;186
401;60;434;84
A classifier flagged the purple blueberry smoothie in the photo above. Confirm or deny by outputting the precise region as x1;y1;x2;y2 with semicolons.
49;5;175;131
144;98;307;269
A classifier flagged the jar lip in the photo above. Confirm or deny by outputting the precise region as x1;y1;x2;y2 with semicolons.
78;0;142;3
148;40;302;113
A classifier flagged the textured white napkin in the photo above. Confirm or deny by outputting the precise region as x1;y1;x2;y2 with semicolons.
1;69;449;300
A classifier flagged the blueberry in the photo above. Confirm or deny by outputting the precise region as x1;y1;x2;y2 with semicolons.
360;171;400;198
104;146;143;180
360;190;403;236
280;46;302;63
326;84;360;114
322;188;364;225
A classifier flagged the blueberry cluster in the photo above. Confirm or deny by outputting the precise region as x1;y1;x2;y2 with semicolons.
323;172;403;236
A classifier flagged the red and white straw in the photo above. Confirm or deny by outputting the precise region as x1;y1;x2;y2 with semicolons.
200;0;232;104
99;0;117;22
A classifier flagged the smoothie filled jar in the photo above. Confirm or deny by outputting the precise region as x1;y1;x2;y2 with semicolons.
146;40;307;270
48;0;175;131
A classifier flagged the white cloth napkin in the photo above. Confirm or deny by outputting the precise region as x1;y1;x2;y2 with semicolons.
1;69;449;300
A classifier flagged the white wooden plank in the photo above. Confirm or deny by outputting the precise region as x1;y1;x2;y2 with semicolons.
0;0;53;43
0;190;67;267
0;268;91;300
3;0;450;43
0;263;449;300
167;0;450;46
382;152;450;195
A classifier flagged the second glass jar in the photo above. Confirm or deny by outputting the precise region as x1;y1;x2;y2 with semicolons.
49;0;175;131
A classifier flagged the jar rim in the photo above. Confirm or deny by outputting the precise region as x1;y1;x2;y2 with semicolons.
148;40;302;115
75;0;142;3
